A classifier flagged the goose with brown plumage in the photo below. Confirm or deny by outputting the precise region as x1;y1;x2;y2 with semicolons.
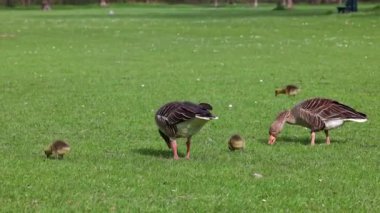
155;101;218;160
268;98;367;145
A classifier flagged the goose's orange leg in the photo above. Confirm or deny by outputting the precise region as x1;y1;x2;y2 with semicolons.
186;137;191;160
311;132;316;146
171;140;179;160
324;130;330;145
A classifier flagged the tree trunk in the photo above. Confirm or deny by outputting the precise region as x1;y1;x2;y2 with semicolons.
21;0;31;6
214;0;218;7
41;0;51;10
253;0;258;7
287;0;293;8
5;0;14;7
100;0;107;6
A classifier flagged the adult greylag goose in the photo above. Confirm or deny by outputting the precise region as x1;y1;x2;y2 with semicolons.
268;98;367;145
155;101;218;160
275;85;300;97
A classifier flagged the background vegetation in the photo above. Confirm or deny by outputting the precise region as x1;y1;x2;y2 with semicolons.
1;0;378;8
0;4;379;212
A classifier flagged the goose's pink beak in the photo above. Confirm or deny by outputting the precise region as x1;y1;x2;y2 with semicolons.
268;134;277;145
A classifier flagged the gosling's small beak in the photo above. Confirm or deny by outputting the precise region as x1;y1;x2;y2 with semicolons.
268;134;277;145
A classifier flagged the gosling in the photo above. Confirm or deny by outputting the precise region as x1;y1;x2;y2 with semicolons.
275;85;300;97
44;140;70;159
228;134;245;151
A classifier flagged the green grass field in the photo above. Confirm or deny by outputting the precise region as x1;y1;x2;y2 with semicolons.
0;4;379;212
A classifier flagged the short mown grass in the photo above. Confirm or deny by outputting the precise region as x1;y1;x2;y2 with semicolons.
0;4;379;212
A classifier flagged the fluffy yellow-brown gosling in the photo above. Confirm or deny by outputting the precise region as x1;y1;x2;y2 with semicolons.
275;85;300;96
228;134;245;151
44;140;70;159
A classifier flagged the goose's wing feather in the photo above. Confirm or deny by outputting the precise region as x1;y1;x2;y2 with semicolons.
321;100;366;120
156;102;213;126
300;98;366;120
295;98;367;130
296;105;326;131
165;105;198;125
156;102;215;138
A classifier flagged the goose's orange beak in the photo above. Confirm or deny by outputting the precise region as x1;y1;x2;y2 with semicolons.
268;134;276;145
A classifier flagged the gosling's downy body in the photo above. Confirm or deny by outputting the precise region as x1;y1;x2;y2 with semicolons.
275;85;300;96
155;101;217;160
269;98;367;145
228;134;245;151
45;140;70;159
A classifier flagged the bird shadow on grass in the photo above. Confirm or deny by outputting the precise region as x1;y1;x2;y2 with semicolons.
258;136;347;146
133;148;184;159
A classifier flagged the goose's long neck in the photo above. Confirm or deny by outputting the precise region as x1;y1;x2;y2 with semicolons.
285;111;296;124
268;110;291;144
270;110;290;136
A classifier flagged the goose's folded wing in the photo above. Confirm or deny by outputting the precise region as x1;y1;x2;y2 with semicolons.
297;107;326;131
315;101;367;121
163;105;197;126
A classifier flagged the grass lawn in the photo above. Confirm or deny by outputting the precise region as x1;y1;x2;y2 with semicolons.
0;3;379;212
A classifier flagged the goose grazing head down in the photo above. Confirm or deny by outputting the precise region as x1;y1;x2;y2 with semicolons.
268;110;291;144
155;101;217;160
268;98;367;145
